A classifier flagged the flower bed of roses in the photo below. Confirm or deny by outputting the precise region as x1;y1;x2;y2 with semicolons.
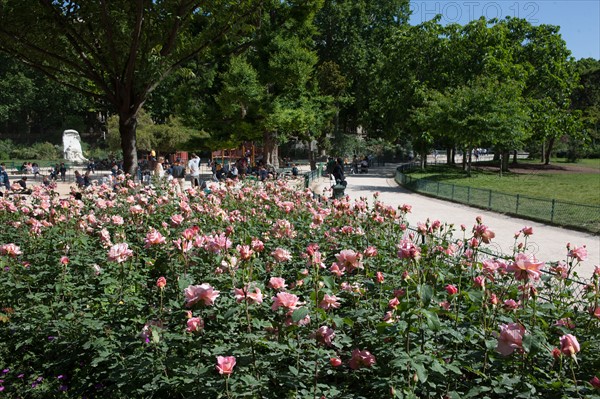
0;178;599;398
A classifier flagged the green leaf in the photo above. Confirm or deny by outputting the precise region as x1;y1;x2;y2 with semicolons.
411;361;428;383
422;309;441;331
151;329;160;343
291;307;309;323
419;284;434;307
321;275;335;290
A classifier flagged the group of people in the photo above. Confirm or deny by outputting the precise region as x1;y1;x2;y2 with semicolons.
149;154;205;192
18;162;41;177
49;163;68;181
0;163;32;196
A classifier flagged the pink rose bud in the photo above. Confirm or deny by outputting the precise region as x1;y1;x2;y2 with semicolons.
329;357;342;367
551;348;562;359
156;276;167;289
445;284;458;295
560;334;580;356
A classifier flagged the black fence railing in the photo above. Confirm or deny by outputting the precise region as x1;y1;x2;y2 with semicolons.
304;163;324;188
395;165;600;234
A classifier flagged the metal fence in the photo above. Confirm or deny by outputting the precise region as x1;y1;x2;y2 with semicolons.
395;165;600;234
304;163;324;188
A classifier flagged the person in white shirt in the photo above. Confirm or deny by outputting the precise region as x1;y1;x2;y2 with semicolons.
188;153;201;187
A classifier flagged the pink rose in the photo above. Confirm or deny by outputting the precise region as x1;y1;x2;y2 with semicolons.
334;249;363;273
560;334;580;356
496;323;525;356
234;286;263;305
271;292;301;311
144;229;166;248
376;271;384;283
0;243;22;258
473;276;486;289
271;247;292;262
184;283;220;307
364;246;378;258
397;240;421;260
590;376;600;389
60;256;69;265
216;356;236;375
237;245;254;260
186;317;204;333
507;253;544;281
473;224;495;243
503;299;520;310
348;349;376;370
319;294;341;310
107;243;133;263
568;245;588;262
268;277;287;290
330;357;342;367
315;326;335;346
329;263;345;277
251;238;264;252
170;214;184;226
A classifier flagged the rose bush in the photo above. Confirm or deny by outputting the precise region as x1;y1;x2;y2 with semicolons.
0;179;599;398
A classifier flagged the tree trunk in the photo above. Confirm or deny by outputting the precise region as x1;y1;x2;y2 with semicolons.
466;148;472;177
461;148;467;171
119;112;139;176
541;141;545;163
446;148;451;165
512;150;518;164
307;141;317;171
544;137;555;165
263;131;279;169
501;151;510;172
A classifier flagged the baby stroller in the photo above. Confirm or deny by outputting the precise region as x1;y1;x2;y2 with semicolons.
360;159;369;174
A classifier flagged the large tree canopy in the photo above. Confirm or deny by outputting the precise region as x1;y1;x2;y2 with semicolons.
0;0;264;174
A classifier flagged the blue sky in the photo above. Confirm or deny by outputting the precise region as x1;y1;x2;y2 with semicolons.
409;1;600;60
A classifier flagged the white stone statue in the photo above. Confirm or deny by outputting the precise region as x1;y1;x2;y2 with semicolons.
62;129;88;164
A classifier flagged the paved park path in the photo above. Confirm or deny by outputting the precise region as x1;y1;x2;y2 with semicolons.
310;164;600;280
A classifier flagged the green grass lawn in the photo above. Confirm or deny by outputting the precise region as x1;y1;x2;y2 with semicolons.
519;157;600;170
406;162;600;206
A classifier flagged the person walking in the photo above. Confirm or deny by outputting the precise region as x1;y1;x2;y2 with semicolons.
188;153;201;187
169;158;186;192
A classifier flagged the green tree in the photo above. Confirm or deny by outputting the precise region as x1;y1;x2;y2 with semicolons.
0;54;93;143
314;0;410;139
412;78;528;175
506;19;580;164
571;58;600;158
192;1;328;169
0;0;264;174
